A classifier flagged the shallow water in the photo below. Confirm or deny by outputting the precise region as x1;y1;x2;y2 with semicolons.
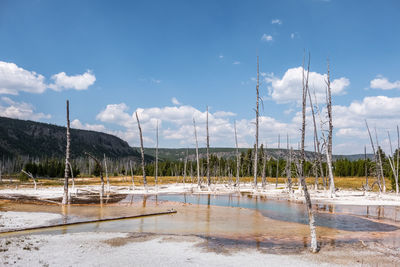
1;194;400;251
157;194;400;231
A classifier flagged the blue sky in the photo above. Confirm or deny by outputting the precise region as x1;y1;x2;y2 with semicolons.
0;0;399;154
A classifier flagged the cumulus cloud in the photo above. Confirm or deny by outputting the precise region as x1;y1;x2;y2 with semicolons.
370;76;400;90
0;61;46;95
261;34;273;42
0;97;51;120
49;70;96;91
171;97;181;105
271;19;282;25
266;66;350;104
233;61;241;65
71;119;106;132
0;61;96;94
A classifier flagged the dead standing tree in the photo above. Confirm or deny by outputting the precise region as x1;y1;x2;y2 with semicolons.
253;55;260;188
275;134;280;188
300;54;318;252
387;129;399;194
135;112;147;188
85;152;105;198
374;128;386;192
365;121;382;193
104;154;110;192
325;60;335;196
206;106;211;187
262;143;267;188
193;118;200;187
155;120;159;188
21;169;37;190
234;120;240;187
62;100;70;205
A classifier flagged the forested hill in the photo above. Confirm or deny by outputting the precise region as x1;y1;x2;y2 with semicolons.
144;147;373;162
0;116;144;161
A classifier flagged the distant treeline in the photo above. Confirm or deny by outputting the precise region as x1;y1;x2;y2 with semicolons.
0;147;397;189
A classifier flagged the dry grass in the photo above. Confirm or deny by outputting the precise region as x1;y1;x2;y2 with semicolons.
0;175;393;192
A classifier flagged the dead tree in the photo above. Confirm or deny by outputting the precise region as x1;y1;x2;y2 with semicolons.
21;169;37;190
62;100;70;205
67;162;75;192
374;128;386;192
286;134;293;193
206;106;211;187
307;63;324;190
135;112;147;187
262;143;267;188
254;55;260;188
325;60;335;196
129;160;135;189
193;118;200;186
276;134;280;188
365;120;382;192
104;154;110;192
183;148;188;185
85;152;104;197
155;120;159;187
387;130;399;194
364;145;369;191
234;120;240;187
300;54;318;253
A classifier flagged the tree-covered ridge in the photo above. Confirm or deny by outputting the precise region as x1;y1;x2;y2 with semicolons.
0;116;144;160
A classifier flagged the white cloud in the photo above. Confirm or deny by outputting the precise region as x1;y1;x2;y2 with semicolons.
271;19;282;25
0;97;50;120
71;119;106;132
261;34;273;42
233;61;241;65
266;66;350;104
0;61;46;95
171;97;181;105
218;54;224;59
49;70;96;91
370;76;400;90
290;33;295;39
214;111;236;117
0;61;96;94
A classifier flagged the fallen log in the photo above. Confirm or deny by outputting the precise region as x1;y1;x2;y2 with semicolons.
0;209;177;235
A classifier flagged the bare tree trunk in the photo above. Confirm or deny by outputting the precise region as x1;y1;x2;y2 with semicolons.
62;100;70;205
21;170;36;190
397;125;400;194
326;60;335;197
155;120;159;187
262;143;267;188
365;120;382;193
68;162;75;192
254;56;260;188
183;148;188;186
276;134;280;188
234;121;240;187
135;112;147;187
104;154;110;192
286;134;293;193
300;54;318;253
307;76;323;190
85;152;104;198
206;106;211;187
364;145;369;191
387;131;398;194
193;118;200;187
375;128;386;193
129;160;135;190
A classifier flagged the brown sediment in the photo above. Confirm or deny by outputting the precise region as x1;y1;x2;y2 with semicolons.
1;195;400;255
